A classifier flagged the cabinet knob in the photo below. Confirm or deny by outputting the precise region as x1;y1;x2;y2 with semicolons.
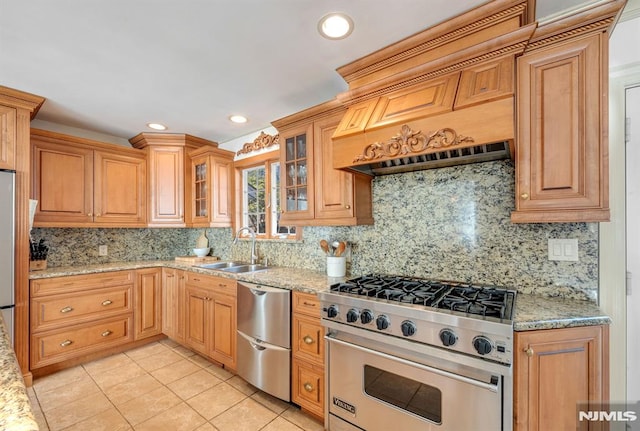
303;383;314;392
96;213;102;217
101;300;113;306
88;213;93;217
60;306;74;314
303;335;314;345
345;204;351;209
60;339;73;347
281;210;285;214
525;347;534;357
520;193;529;200
101;330;113;337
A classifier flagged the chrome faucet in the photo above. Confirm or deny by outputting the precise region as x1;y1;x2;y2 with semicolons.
233;226;257;265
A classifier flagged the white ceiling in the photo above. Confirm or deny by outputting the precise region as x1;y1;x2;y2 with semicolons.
1;0;591;145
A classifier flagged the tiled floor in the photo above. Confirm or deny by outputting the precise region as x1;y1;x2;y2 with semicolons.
27;339;324;431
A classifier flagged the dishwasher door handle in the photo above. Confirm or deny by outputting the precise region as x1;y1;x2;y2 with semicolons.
250;288;267;296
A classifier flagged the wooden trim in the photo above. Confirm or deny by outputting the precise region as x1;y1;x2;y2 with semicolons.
31;128;145;157
236;132;279;156
271;99;344;131
128;132;217;150
0;86;45;119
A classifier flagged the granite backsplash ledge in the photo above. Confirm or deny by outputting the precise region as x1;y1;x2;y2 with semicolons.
31;160;599;301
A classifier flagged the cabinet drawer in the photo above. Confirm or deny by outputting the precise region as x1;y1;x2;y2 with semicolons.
31;315;133;369
292;360;324;418
293;313;324;365
185;272;237;297
31;271;134;297
292;291;321;317
31;285;132;332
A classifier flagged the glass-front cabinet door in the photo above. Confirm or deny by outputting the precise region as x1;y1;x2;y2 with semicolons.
191;154;210;225
280;123;314;223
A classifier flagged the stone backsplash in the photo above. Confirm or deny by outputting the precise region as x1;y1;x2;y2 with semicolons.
32;160;599;301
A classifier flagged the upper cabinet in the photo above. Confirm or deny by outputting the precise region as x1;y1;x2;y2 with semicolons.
188;145;235;228
511;3;622;222
0;105;17;170
272;100;373;226
129;133;213;227
32;129;147;227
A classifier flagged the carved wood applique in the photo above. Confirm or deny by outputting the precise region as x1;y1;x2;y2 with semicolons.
353;125;474;163
236;131;279;156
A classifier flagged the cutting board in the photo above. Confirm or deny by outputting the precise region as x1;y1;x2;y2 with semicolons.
174;255;220;264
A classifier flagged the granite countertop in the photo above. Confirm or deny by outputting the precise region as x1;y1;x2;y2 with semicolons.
0;314;38;431
28;260;610;331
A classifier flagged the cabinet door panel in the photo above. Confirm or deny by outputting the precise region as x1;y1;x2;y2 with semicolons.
135;269;162;340
212;295;236;368
0;105;16;170
150;147;184;224
185;285;209;355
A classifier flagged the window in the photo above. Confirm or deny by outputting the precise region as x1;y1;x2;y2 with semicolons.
235;153;297;239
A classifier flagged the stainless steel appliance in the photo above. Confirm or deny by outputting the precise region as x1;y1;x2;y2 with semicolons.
0;169;15;347
236;281;291;401
319;274;516;431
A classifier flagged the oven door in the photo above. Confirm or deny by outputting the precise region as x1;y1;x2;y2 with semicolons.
327;334;504;431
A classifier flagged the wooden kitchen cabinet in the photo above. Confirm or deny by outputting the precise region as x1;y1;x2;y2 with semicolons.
31;129;147;227
30;271;136;369
188;145;235;228
183;272;237;369
161;267;185;343
134;268;162;340
291;291;325;419
272;99;373;226
129;133;213;227
514;325;609;431
512;30;609;222
0;105;17;170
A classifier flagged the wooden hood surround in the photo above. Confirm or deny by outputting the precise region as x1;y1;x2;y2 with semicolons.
330;0;622;175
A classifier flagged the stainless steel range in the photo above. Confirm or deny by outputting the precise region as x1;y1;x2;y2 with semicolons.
319;274;516;431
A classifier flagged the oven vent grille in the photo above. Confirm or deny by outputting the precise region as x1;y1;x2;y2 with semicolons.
369;141;511;175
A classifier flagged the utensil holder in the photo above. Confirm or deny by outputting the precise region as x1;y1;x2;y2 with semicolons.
327;256;346;277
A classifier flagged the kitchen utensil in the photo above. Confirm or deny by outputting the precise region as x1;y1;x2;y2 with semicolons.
335;241;346;257
320;239;330;255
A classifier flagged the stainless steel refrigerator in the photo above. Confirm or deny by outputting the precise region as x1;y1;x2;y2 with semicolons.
0;169;15;347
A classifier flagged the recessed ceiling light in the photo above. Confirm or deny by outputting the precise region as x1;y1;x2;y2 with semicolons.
318;13;354;40
147;123;167;131
229;115;248;124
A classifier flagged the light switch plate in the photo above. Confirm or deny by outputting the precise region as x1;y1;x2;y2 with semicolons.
99;245;108;256
548;238;578;261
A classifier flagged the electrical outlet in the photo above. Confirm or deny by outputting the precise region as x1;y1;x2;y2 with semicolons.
548;239;578;262
99;245;108;256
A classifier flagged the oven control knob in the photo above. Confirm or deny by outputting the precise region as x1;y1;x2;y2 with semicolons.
360;310;374;324
439;329;457;346
376;315;390;330
326;305;339;318
401;320;417;337
473;336;493;355
346;309;360;323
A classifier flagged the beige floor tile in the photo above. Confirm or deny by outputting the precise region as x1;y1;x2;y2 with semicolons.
83;352;134;376
117;386;182;425
36;373;101;412
151;358;201;384
280;407;324;431
204;365;234;381
159;338;180;349
134;402;206;431
250;391;290;415
167;368;223;400
211;398;277;431
261;417;304;431
195;423;218;431
135;349;183;372
44;391;111;431
172;345;197;358
61;407;132;431
90;360;148;390
186;382;247;420
33;366;88;393
125;341;170;361
226;375;257;396
104;373;164;405
189;354;217;368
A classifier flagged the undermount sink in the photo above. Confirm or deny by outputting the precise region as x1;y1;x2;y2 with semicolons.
195;261;269;273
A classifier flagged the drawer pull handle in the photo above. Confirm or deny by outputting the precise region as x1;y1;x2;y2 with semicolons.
520;193;529;200
525;347;534;357
193;278;201;282
303;383;314;392
102;300;113;306
303;335;314;345
60;306;74;314
101;330;113;337
302;301;316;307
60;340;73;347
166;274;175;278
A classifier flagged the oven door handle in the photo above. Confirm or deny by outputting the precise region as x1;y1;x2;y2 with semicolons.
326;334;500;393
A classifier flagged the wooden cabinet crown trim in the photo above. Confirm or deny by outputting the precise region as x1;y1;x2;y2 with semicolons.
31;128;145;157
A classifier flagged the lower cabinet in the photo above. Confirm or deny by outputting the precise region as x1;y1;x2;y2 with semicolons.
161;267;185;343
135;268;162;340
514;325;609;431
291;291;325;419
183;272;237;369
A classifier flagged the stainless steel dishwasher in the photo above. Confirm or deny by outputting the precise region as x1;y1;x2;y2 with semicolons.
236;281;291;401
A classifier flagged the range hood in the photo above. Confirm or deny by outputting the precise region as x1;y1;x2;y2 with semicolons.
331;0;537;175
